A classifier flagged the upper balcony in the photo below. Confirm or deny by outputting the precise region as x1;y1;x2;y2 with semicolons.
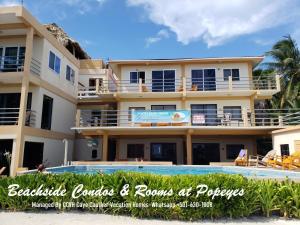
78;75;280;100
73;109;300;135
0;108;36;127
0;55;41;77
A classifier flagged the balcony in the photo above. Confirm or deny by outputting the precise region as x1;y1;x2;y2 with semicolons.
75;109;300;130
77;75;280;99
0;108;36;127
0;56;41;76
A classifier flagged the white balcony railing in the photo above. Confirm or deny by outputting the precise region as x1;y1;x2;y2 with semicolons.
0;108;36;127
78;75;279;98
76;109;300;128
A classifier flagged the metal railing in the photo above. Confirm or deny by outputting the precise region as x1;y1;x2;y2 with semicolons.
78;75;279;98
0;56;41;76
0;56;24;72
0;108;36;127
77;108;300;128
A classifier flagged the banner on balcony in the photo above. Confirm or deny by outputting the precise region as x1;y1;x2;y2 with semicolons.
132;110;190;123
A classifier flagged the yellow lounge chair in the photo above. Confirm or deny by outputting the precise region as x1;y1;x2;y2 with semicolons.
235;149;248;166
266;155;284;168
282;151;300;170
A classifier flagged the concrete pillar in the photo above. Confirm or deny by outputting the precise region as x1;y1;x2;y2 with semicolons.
102;133;108;161
11;27;34;176
186;133;192;165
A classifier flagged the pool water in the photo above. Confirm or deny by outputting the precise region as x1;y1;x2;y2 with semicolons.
39;165;300;180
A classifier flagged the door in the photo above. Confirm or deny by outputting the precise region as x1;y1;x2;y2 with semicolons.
23;142;44;170
41;95;53;130
192;69;216;91
150;143;177;164
191;104;218;126
193;143;220;165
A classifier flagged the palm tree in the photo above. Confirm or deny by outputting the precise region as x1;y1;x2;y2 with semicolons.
265;35;300;109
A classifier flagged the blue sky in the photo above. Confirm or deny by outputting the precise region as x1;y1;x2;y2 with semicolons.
1;0;300;60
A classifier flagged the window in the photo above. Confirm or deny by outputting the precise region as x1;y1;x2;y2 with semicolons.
191;69;216;91
151;105;176;110
127;144;144;158
48;51;61;74
223;106;242;121
41;95;53;130
152;70;175;92
128;107;145;121
280;144;290;156
226;144;245;159
223;69;240;81
130;71;145;83
66;65;75;84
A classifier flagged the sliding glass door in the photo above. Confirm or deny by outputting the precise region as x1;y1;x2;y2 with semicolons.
191;104;218;126
1;46;25;72
152;70;175;92
191;69;216;91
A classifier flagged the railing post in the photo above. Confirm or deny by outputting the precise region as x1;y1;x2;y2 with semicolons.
182;77;186;93
278;115;283;126
276;75;281;91
139;78;143;92
242;108;249;127
95;78;100;94
76;109;81;127
131;109;135;127
228;75;233;91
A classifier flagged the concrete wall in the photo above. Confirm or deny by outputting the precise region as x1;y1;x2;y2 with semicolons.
272;129;300;155
24;136;74;167
74;138;102;161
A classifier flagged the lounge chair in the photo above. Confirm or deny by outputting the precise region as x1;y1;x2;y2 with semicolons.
282;151;300;170
266;155;284;168
235;149;248;166
0;167;6;176
248;150;276;167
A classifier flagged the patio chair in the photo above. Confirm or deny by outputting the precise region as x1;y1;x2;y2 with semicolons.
221;113;232;126
0;167;6;176
235;149;248;166
142;85;148;92
177;85;184;92
190;84;198;91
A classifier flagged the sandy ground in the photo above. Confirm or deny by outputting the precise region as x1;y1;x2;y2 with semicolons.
0;212;299;225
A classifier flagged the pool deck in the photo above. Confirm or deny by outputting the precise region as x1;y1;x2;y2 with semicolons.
0;212;299;225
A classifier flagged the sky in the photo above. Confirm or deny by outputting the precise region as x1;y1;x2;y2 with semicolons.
1;0;300;60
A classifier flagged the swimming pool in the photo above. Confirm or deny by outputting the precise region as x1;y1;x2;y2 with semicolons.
30;165;300;180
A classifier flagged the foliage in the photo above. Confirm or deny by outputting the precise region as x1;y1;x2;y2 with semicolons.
256;35;300;110
0;172;299;220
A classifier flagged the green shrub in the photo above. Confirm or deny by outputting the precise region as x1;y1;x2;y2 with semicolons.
0;172;299;220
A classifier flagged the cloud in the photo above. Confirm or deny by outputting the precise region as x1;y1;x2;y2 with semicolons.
253;39;275;46
0;0;20;6
127;0;300;47
145;29;170;47
60;0;108;14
